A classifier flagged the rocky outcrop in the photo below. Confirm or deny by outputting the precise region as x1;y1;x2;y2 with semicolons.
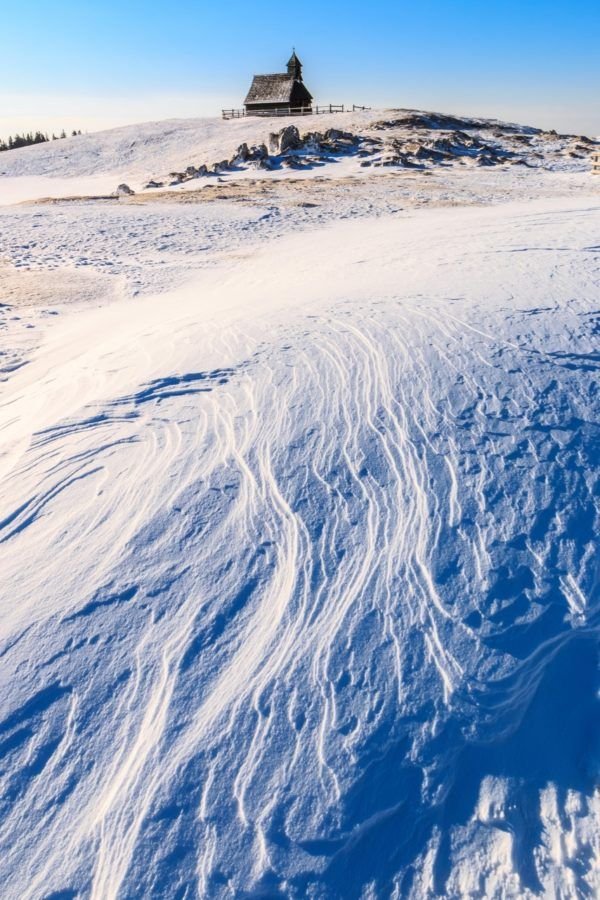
230;143;269;166
251;144;269;160
229;143;249;166
140;108;594;192
249;158;273;170
269;125;301;155
143;125;369;191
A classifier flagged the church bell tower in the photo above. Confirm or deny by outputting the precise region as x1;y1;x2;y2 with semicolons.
287;50;303;81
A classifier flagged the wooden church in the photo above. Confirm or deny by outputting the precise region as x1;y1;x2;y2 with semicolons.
244;51;313;116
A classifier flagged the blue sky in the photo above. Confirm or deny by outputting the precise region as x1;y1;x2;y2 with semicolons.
1;0;598;138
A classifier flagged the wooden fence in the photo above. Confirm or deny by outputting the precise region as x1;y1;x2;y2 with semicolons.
222;104;347;120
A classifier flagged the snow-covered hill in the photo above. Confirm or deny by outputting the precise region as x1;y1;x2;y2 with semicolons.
0;111;376;201
0;108;597;205
0;112;599;899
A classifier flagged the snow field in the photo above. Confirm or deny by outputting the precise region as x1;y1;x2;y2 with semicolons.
0;198;599;897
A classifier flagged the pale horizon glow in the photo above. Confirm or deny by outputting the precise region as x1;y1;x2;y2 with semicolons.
2;90;599;144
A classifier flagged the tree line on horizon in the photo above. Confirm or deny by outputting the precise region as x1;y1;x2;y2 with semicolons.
0;129;83;152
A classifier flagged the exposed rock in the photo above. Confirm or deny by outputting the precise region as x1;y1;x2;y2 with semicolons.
115;183;134;196
372;112;541;137
336;137;359;149
377;153;421;168
453;130;477;144
143;180;164;189
301;131;325;146
229;143;249;166
358;140;383;158
250;158;273;170
324;129;358;148
426;140;458;156
402;142;434;159
281;157;307;169
250;144;269;160
212;160;230;174
569;141;595;153
270;125;301;155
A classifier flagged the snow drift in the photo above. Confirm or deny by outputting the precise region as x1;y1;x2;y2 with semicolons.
1;194;599;898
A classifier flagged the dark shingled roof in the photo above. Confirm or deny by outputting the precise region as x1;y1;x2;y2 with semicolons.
244;74;297;106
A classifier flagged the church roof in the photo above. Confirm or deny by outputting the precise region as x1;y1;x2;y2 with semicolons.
287;50;302;68
244;74;298;105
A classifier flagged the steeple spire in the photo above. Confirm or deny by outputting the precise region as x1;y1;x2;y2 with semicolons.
287;50;303;81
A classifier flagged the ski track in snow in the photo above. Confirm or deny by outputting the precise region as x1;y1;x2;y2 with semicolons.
0;200;599;899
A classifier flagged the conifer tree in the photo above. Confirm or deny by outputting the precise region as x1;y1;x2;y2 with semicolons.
0;129;78;152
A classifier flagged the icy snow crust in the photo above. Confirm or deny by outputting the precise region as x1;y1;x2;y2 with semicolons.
0;111;599;899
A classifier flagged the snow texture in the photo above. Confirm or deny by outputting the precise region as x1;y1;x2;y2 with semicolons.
0;110;599;900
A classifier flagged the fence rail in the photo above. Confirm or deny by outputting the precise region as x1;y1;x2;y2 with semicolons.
222;104;347;120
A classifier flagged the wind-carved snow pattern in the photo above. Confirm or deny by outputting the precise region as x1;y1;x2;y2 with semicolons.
0;194;599;895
